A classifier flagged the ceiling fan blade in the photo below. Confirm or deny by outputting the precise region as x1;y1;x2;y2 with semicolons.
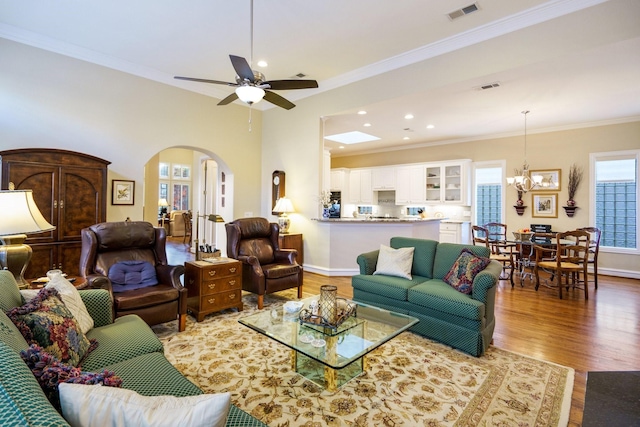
174;76;237;86
265;79;319;90
229;55;255;83
217;92;239;106
264;90;295;110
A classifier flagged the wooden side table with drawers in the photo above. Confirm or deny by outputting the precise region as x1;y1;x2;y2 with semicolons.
184;258;243;322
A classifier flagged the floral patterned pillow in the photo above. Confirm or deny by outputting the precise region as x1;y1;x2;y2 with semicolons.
7;288;97;366
443;248;491;294
21;344;122;410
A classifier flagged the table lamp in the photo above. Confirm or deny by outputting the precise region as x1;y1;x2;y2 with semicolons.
0;189;56;288
273;197;295;234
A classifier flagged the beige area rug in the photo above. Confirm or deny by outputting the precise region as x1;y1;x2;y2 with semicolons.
153;291;574;427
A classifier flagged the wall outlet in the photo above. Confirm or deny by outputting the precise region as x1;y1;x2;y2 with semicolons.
244;212;253;217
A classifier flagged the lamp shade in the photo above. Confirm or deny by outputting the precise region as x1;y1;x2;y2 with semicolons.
273;198;295;214
235;85;265;104
0;190;55;236
158;198;169;207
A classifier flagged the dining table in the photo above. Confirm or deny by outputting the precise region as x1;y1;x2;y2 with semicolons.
507;237;574;285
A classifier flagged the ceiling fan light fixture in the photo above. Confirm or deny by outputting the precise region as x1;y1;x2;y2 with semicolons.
235;85;265;104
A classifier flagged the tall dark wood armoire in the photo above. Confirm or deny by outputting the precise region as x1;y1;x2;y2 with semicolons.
1;149;110;279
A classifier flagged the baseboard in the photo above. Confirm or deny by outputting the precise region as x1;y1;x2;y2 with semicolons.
597;267;640;280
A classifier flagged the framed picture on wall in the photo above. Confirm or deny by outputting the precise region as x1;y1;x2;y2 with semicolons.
112;180;135;205
532;193;558;218
530;169;561;191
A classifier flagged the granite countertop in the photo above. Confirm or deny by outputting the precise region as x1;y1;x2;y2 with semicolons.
314;217;442;223
440;219;471;224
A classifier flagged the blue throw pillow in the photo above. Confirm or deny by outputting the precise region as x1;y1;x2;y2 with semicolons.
108;261;158;292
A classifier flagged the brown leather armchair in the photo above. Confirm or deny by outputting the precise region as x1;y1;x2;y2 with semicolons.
226;217;302;309
79;221;187;331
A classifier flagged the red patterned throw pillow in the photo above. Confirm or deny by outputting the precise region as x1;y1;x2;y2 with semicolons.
21;344;122;410
7;288;97;366
443;248;491;294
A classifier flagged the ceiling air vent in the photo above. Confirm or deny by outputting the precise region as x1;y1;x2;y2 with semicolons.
448;3;479;21
475;81;501;91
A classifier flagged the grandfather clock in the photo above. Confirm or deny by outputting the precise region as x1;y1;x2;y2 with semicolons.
271;170;285;215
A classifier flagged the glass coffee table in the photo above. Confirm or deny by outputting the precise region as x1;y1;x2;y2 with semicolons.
238;296;418;392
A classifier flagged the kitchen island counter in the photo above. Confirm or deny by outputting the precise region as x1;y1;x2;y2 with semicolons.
312;218;441;276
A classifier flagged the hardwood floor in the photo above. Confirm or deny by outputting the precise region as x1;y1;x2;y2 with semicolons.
166;237;640;426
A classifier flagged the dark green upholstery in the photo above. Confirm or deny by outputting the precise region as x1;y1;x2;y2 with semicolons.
352;238;500;356
0;270;265;427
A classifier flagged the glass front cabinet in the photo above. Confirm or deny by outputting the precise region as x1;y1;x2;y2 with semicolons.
424;160;471;205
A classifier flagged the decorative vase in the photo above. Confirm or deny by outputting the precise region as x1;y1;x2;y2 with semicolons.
567;199;576;207
516;199;524;207
319;285;338;325
322;207;330;218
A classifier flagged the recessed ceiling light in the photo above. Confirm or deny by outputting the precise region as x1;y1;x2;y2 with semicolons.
404;114;414;120
426;124;435;129
357;110;367;115
325;131;380;144
339;146;345;149
363;123;372;127
257;60;268;67
403;136;410;140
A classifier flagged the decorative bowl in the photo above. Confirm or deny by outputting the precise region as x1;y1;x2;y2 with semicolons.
283;301;304;314
512;231;533;242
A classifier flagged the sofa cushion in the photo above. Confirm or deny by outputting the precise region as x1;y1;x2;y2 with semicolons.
373;244;414;279
59;383;230;427
390;237;438;279
407;280;485;321
82;314;164;372
20;344;122;410
0;270;24;312
433;243;490;280
7;288;97;367
45;274;94;334
443;248;491;294
0;341;69;427
352;274;429;302
0;310;29;354
109;260;159;292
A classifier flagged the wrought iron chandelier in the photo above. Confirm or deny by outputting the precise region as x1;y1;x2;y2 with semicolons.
506;110;544;193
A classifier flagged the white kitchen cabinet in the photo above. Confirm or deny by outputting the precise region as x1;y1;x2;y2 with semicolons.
348;169;376;204
425;160;471;205
439;221;470;244
372;167;396;190
395;166;425;204
330;168;348;192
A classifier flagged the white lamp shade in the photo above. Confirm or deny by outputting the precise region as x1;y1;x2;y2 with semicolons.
235;85;265;104
0;190;55;236
273;197;295;214
158;198;169;207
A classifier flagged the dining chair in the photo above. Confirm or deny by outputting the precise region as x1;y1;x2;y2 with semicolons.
533;229;590;299
578;227;601;289
472;225;515;287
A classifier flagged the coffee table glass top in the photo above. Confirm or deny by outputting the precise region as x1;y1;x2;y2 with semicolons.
238;296;419;369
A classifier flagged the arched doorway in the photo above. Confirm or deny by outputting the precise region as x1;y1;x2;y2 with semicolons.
143;147;234;256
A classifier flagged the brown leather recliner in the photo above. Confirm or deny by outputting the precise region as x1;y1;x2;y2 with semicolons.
226;217;302;309
79;221;187;331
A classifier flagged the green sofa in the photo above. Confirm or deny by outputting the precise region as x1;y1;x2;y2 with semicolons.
0;271;265;427
351;237;501;356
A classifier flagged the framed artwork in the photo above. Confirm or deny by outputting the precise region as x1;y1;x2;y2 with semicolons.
112;180;135;205
159;162;169;179
532;193;558;218
530;169;561;191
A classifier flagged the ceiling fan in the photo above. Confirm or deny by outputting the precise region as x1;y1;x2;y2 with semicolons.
174;0;318;110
